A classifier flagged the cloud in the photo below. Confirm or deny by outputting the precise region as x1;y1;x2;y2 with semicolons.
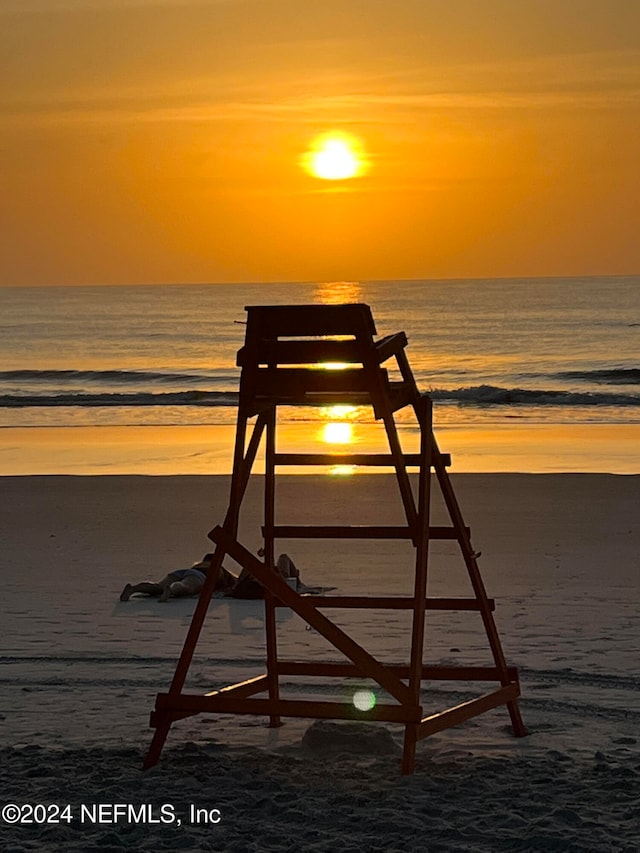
4;86;639;130
2;48;638;128
0;0;237;12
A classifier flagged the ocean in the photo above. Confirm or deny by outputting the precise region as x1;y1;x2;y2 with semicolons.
1;277;639;474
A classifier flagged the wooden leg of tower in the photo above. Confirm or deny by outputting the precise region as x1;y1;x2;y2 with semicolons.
506;688;527;736
430;433;527;738
263;406;282;727
143;410;267;769
144;719;172;769
381;410;418;534
231;411;267;530
227;408;251;536
143;538;228;768
167;411;256;696
403;396;433;774
401;726;417;775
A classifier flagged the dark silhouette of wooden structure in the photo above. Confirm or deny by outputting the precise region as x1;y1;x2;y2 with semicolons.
144;303;526;774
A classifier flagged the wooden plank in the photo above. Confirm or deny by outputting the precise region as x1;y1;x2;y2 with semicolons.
153;410;267;704
430;595;497;611
238;339;363;367
150;709;194;727
269;525;466;540
209;526;415;706
408;396;432;688
273;596;495;611
403;393;433;775
154;693;422;723
149;675;270;728
205;675;269;699
416;683;520;741
144;719;173;767
271;524;411;539
244;303;376;338
374;332;408;362
254;367;382;396
385;383;415;413
276;662;519;681
376;406;417;531
420;665;519;682
164;412;266;697
267;391;374;406
263;408;281;726
247;383;413;411
430;430;528;738
273;452;451;468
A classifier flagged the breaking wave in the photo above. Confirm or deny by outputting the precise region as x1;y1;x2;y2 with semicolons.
0;390;239;408
0;368;230;385
428;385;640;407
552;368;640;385
1;383;639;409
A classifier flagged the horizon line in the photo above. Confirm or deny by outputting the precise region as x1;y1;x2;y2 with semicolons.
1;273;639;288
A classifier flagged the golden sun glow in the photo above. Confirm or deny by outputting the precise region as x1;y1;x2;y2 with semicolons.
321;422;354;444
318;362;349;371
324;405;358;418
303;133;366;181
329;465;356;477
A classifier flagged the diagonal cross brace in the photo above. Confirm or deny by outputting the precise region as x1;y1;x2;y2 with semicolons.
209;526;416;707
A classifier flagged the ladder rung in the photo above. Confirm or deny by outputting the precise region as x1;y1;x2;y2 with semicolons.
277;662;517;681
255;367;381;395
273;596;494;611
273;452;451;467
267;525;465;540
238;339;362;367
248;381;413;412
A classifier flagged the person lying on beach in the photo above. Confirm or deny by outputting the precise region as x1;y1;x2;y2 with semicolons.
226;553;334;598
228;552;300;599
120;551;303;602
119;553;236;603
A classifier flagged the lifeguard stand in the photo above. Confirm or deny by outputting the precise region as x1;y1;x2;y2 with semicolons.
144;303;526;774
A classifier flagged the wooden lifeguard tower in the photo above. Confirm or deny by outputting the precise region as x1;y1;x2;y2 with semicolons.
144;303;526;774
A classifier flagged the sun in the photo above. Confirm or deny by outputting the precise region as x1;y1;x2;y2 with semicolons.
303;133;366;181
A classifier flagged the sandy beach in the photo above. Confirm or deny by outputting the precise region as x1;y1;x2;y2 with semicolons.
3;0;639;844
2;423;639;476
1;473;639;851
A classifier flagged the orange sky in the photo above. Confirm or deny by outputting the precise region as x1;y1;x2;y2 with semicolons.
2;0;639;285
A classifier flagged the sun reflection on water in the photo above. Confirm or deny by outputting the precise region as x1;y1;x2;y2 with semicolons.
317;405;357;475
323;404;358;419
313;281;363;305
329;465;357;477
